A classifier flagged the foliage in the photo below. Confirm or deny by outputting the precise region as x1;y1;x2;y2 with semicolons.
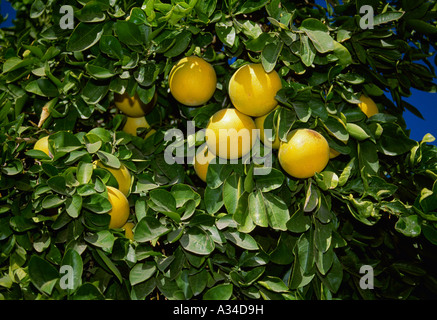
1;0;437;300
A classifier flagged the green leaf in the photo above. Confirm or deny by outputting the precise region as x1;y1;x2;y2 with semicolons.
61;249;83;292
224;230;259;250
47;175;67;194
261;41;283;73
66;22;104;52
333;41;352;66
42;194;65;209
129;261;157;286
374;11;405;26
71;283;104;300
114;21;143;46
377;123;417;156
395;214;421;237
149;189;177;213
203;283;233;300
258;276;289;293
82;193;112;214
359;140;379;177
346;123;370;141
134;216;171;242
204;186;224;214
223;173;244;215
96;151;121;169
254;168;285;192
84;230;115;249
65;194;82;219
28;255;59;295
188;269;208;296
180;227;215;255
287;209;311;233
94;248;123;283
263;192;290;231
314;220;332;253
100;35;124;59
75;2;106;22
77;161;93;185
235;0;269;15
2;57;34;73
299;18;334;53
2;159;23;175
30;0;45;18
215;21;236;47
406;19;437;35
164;30;192;58
248;190;268;228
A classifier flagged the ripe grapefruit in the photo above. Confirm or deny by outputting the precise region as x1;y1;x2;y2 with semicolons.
278;129;330;179
107;186;130;229
169;56;217;106
194;144;216;182
358;94;379;118
122;116;156;139
95;160;132;197
205;108;257;160
228;63;282;117
122;222;135;240
114;91;157;118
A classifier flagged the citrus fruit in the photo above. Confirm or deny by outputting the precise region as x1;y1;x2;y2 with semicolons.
358;94;379;118
122;222;135;240
228;63;282;117
107;186;130;229
169;56;217;106
329;148;341;159
122;116;157;139
114;91;157;118
278;129;330;179
194;144;216;182
95;160;132;197
254;107;280;149
205;108;257;160
34;135;52;157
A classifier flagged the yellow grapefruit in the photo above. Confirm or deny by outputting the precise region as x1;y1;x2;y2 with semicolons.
278;129;330;179
205;108;257;160
114;91;157;118
122;116;156;138
122;222;135;240
169;56;217;106
95;160;132;197
228;63;282;117
194;144;216;182
329;148;341;159
358;94;379;118
107;186;130;229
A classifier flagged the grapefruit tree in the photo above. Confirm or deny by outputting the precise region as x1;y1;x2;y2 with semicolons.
0;0;437;301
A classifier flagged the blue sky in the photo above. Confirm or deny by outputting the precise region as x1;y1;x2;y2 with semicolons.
1;0;436;145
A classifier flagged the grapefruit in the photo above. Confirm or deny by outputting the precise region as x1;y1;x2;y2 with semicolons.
205;108;257;160
228;63;282;117
278;129;330;179
107;186;130;229
169;56;217;106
